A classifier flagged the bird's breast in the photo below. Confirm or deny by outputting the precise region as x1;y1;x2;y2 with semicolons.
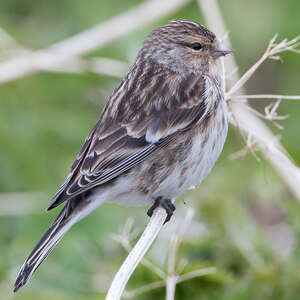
179;102;227;192
145;100;228;200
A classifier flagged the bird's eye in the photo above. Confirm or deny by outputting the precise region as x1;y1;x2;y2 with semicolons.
190;42;202;50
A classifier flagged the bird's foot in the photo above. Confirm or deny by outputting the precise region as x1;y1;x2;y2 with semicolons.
147;197;175;224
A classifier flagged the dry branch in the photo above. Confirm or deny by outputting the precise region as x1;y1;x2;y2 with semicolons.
0;0;191;84
0;27;128;78
226;34;300;97
111;217;166;279
110;208;215;299
105;207;168;300
230;94;300;101
198;0;300;202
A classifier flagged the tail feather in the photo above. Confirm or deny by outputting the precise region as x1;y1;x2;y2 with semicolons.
14;202;77;292
14;191;105;292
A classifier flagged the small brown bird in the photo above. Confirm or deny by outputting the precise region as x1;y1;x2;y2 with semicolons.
14;19;232;291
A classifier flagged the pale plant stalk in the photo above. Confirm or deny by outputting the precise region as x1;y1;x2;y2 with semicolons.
0;0;191;84
166;276;177;300
165;208;194;299
38;55;129;78
0;28;129;78
230;94;300;101
123;280;166;299
112;218;166;279
227;34;300;97
122;267;216;299
105;207;167;300
177;267;216;283
111;208;213;299
168;208;194;275
198;0;300;202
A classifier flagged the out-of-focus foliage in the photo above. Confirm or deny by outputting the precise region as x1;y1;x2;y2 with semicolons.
0;1;300;299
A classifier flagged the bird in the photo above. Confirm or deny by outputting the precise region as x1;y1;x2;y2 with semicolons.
14;19;232;292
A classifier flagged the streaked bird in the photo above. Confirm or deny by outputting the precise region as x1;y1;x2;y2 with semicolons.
14;19;232;292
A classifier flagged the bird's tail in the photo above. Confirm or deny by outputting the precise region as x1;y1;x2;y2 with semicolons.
14;195;100;292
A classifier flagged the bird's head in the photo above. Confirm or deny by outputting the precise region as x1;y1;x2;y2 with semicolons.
140;19;232;75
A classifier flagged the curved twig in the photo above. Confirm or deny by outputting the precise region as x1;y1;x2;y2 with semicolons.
105;207;167;300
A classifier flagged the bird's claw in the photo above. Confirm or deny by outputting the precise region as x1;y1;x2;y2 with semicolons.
147;197;175;224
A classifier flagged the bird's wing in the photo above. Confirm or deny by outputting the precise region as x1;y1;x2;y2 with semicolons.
47;64;210;210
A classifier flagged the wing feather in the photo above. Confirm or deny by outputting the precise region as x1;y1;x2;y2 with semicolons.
47;60;208;211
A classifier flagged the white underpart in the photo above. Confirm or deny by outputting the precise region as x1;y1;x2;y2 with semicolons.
153;101;227;199
152;75;227;200
93;175;152;206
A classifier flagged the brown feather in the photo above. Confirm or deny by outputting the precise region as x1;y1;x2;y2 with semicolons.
47;59;208;210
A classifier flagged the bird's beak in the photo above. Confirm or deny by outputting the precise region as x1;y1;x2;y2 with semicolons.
211;47;234;57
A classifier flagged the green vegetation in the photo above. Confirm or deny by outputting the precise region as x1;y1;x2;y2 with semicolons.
1;1;300;299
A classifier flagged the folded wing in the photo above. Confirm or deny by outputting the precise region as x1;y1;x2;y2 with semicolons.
47;62;208;210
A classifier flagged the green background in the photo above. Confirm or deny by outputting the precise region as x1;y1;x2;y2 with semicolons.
0;0;300;299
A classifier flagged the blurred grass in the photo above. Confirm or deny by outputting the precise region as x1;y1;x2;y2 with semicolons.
0;0;300;299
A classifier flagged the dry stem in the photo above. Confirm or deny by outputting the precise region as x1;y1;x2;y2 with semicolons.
111;218;166;279
114;208;214;299
227;34;300;97
198;0;300;202
230;94;300;101
0;0;191;84
105;207;167;300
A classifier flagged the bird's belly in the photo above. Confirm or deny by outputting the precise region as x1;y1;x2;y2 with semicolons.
153;111;228;200
184;126;227;190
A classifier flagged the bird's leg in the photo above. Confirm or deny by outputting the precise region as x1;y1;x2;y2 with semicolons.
147;197;176;224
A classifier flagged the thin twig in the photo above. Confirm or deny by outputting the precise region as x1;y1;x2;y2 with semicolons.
165;208;194;299
110;207;202;299
228;134;260;161
123;280;165;299
239;100;289;129
123;267;216;299
42;55;128;78
105;207;168;300
227;34;299;97
168;208;194;275
176;267;216;283
230;94;300;100
41;56;128;78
